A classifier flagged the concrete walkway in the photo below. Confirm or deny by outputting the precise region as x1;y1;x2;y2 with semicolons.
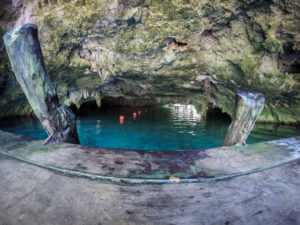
0;130;300;224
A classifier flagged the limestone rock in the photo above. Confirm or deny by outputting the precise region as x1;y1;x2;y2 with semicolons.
0;0;299;124
3;24;79;145
60;88;101;109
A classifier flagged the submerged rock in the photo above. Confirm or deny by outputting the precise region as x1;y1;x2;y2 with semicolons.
3;24;79;145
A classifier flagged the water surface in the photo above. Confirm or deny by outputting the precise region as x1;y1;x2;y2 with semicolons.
0;106;299;150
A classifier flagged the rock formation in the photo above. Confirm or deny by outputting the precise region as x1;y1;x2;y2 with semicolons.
3;23;80;145
0;0;299;124
223;92;265;146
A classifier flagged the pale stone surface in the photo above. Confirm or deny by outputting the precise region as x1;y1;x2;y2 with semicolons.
0;130;299;224
0;152;299;225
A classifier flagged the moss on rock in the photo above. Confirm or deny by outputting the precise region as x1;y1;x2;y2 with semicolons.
0;0;299;124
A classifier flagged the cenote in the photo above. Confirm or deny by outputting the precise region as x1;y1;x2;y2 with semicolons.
1;105;299;150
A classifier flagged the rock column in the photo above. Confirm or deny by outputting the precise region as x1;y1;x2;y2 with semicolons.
202;77;211;118
3;24;80;145
223;91;265;146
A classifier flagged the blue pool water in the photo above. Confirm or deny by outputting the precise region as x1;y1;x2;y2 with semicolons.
0;106;299;150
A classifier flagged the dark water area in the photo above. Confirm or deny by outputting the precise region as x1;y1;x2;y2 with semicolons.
0;105;299;150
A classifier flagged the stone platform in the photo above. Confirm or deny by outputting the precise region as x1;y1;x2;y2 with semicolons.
0;130;299;224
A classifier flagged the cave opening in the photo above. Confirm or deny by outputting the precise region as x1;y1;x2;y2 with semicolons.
70;97;233;123
278;43;300;74
205;107;232;122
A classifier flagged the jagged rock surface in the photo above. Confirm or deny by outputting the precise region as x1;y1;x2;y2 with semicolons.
0;0;299;124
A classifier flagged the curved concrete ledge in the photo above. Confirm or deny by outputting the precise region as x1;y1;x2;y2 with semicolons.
1;149;299;185
1;130;300;224
0;130;299;184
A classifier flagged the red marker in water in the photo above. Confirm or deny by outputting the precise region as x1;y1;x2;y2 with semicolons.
120;115;125;124
133;112;137;120
138;110;142;116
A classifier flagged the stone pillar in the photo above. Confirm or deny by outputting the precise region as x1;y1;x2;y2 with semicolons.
222;91;265;146
3;24;80;145
202;77;211;118
203;78;211;103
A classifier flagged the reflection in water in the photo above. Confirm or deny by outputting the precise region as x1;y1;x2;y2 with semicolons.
170;104;201;122
0;106;299;150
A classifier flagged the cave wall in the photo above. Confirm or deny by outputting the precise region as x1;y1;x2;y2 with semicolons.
0;0;299;123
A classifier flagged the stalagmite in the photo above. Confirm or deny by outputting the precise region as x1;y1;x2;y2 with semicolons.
202;77;211;118
223;91;265;146
3;24;80;145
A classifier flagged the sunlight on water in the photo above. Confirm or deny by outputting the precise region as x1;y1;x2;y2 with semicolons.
0;106;299;150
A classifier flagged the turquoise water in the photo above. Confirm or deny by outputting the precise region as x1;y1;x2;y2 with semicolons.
0;106;299;150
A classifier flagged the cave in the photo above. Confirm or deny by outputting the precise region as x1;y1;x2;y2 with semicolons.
278;43;300;74
0;0;299;224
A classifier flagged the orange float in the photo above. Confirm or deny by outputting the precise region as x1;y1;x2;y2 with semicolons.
133;112;137;120
119;115;125;124
138;110;142;116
